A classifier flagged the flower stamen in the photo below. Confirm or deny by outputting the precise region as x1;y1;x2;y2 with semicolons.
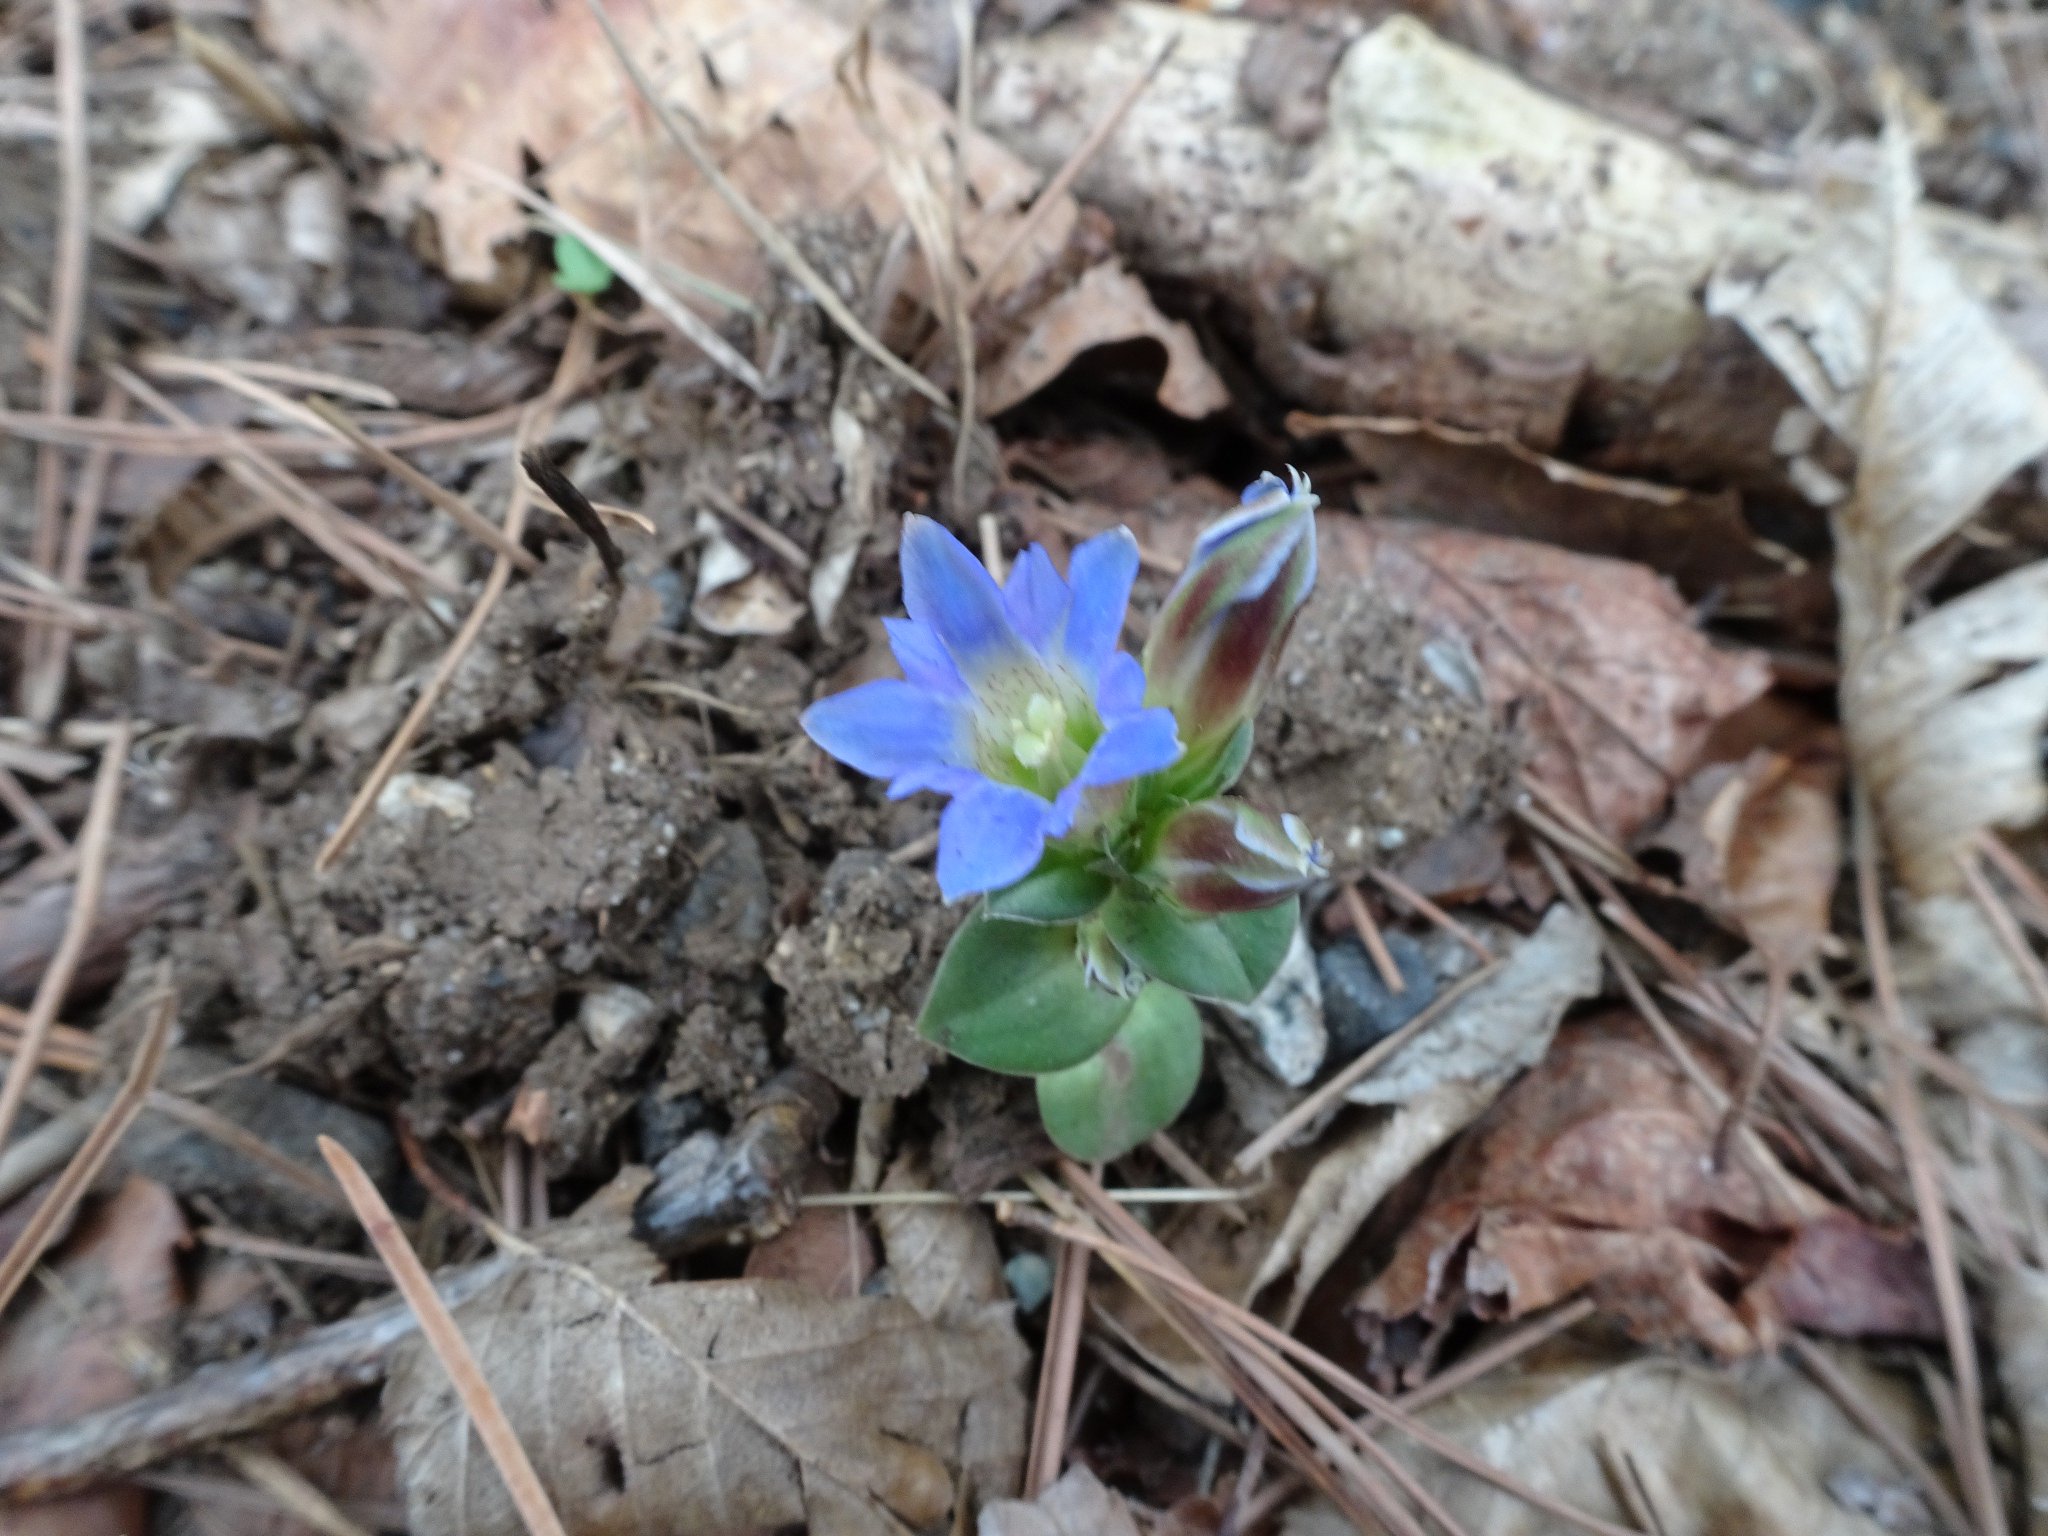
1011;693;1067;768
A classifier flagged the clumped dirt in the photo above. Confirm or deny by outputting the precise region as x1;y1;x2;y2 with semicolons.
769;851;960;1100
1246;582;1517;874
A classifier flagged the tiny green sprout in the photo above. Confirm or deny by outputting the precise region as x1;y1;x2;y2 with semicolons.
551;232;614;296
801;474;1325;1161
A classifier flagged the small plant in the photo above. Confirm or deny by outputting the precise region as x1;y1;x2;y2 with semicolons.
802;472;1325;1159
551;232;614;296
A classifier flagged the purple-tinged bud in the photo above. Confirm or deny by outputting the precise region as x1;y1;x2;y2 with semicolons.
1149;798;1325;914
1142;470;1317;752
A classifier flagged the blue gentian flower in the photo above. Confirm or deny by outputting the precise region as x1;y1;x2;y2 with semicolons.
802;516;1184;901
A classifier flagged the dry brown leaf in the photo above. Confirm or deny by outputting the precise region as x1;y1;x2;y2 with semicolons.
260;0;1224;416
1351;1013;1934;1370
872;1150;1031;1509
1252;905;1602;1316
1651;741;1844;972
1712;126;2048;1021
0;1177;188;1536
979;261;1230;418
1283;1347;1940;1536
387;1179;1027;1536
978;1465;1142;1536
874;1151;1010;1329
742;1201;876;1300
1324;519;1772;845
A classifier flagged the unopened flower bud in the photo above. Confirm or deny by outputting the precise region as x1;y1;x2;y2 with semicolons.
1142;470;1317;753
1149;798;1324;914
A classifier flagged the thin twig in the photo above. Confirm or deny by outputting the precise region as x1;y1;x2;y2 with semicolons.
1049;1170;1640;1536
1026;1229;1089;1496
106;366;431;603
0;988;173;1318
1974;832;2048;938
25;389;123;723
453;161;768;397
20;0;90;716
0;720;128;1153
319;1137;569;1536
1233;959;1505;1171
1338;882;1406;995
1853;795;2008;1536
1366;866;1493;963
1286;409;1687;506
313;473;528;871
0;765;66;859
1958;847;2048;1025
304;396;536;571
580;0;950;411
1713;961;1788;1169
805;1184;1258;1208
949;0;979;516
312;318;580;878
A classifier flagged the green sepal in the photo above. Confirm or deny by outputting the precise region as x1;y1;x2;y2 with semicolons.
986;862;1116;924
1035;983;1204;1161
918;908;1134;1075
552;233;615;295
1158;719;1255;803
1216;896;1300;998
1100;887;1259;1002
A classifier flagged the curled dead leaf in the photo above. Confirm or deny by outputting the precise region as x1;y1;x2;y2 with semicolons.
1352;1013;1934;1373
1652;741;1844;972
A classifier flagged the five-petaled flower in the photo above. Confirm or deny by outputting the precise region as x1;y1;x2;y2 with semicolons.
801;516;1184;901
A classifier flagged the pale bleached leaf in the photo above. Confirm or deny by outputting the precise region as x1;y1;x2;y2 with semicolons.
979;1465;1143;1536
385;1186;1027;1536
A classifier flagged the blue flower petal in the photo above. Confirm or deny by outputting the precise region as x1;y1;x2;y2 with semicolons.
1049;779;1085;838
1002;545;1069;652
884;617;968;698
1075;706;1182;788
936;780;1054;900
801;679;969;781
1095;651;1146;718
901;515;1032;685
887;763;983;800
1060;528;1138;685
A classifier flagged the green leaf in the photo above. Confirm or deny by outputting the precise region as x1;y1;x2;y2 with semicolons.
1216;896;1300;998
1100;888;1255;1002
919;908;1134;1075
986;862;1115;924
1035;983;1204;1161
552;232;614;295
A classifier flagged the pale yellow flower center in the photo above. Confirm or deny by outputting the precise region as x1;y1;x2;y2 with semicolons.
1011;693;1067;768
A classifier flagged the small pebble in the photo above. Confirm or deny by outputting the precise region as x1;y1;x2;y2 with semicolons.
1005;1251;1054;1313
1318;932;1438;1063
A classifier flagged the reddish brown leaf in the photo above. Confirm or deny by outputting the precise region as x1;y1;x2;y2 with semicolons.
0;1177;189;1536
1653;738;1843;970
1322;520;1772;845
1350;1013;1935;1375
